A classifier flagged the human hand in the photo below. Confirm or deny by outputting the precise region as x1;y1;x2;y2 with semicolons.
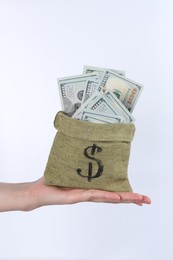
0;177;151;212
28;177;151;210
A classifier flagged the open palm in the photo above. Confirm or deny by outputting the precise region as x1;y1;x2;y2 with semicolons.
29;177;151;209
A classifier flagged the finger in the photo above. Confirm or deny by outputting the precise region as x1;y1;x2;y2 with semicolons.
77;189;122;203
142;195;151;204
134;202;143;206
75;190;147;204
116;192;144;203
117;192;151;204
66;189;151;205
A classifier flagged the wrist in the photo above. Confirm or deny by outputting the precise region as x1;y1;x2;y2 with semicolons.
0;182;36;212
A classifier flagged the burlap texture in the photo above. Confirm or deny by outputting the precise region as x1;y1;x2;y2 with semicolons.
44;111;135;192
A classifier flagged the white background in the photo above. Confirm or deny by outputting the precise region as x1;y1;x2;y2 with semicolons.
0;0;173;259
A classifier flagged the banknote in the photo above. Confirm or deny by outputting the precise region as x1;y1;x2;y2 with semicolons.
57;65;143;123
81;79;99;104
72;91;101;119
72;91;128;122
81;114;121;124
58;73;99;116
80;109;125;123
81;115;109;124
104;90;135;123
98;70;143;112
83;65;125;79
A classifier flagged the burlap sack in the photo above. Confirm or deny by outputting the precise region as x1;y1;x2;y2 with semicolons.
44;111;135;192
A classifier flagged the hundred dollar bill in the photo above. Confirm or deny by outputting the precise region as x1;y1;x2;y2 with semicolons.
81;109;125;123
83;65;125;79
72;91;100;119
104;90;135;123
81;79;99;104
82;115;109;124
81;114;120;124
58;73;99;116
72;91;127;122
98;70;143;112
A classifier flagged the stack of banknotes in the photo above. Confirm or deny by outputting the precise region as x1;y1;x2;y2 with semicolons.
57;65;143;124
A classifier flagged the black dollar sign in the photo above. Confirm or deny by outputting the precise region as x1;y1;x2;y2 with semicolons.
76;144;104;182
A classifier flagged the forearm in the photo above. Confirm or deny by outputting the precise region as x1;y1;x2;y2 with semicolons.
0;182;34;212
0;178;151;212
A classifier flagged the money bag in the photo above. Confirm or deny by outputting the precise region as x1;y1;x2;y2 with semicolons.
44;111;135;192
